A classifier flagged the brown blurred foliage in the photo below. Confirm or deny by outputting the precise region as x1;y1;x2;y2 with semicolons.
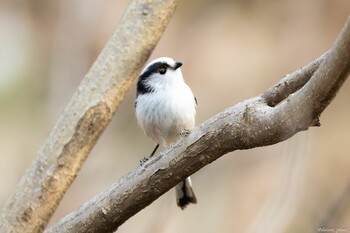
0;0;349;232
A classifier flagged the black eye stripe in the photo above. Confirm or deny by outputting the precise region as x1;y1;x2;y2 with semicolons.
145;62;170;75
136;62;170;97
139;62;170;80
136;61;178;98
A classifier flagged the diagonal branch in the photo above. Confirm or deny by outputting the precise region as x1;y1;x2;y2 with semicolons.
0;0;180;232
46;16;350;233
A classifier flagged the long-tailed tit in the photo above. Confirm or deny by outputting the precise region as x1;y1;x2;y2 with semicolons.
135;57;197;209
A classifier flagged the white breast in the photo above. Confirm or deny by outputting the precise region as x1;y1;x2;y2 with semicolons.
136;77;196;146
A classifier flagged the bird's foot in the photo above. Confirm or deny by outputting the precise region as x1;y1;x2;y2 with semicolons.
179;128;192;137
139;156;149;166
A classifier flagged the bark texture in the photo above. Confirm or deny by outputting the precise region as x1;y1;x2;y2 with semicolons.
0;0;180;232
45;16;350;233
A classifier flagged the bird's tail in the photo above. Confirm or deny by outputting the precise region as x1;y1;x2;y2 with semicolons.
175;177;197;209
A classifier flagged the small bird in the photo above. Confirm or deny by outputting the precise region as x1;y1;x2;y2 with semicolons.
135;57;197;209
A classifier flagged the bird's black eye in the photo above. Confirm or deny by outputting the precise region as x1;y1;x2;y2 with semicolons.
158;67;166;75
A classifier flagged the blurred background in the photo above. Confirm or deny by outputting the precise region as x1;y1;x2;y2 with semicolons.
0;0;349;232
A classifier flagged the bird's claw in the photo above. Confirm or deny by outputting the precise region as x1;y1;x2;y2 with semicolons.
180;128;192;137
139;156;149;166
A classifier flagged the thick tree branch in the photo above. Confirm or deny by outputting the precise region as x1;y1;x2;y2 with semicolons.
0;0;180;232
46;16;350;233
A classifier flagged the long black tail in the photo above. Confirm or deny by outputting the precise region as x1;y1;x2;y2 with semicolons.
175;177;197;209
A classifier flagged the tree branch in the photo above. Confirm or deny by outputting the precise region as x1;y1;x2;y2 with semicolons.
46;16;350;233
262;50;328;107
0;0;180;232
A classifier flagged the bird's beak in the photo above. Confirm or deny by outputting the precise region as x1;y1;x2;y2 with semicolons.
174;62;183;70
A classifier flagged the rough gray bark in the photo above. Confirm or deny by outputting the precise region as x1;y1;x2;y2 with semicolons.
0;0;180;232
46;16;350;233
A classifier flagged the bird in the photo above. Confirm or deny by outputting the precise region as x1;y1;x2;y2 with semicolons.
135;57;197;209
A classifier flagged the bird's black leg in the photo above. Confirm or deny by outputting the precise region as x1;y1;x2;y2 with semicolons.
140;144;160;165
150;144;160;157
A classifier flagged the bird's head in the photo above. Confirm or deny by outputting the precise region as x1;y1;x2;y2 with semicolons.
137;57;183;96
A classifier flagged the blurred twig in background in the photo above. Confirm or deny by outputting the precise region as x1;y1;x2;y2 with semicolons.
248;135;310;233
